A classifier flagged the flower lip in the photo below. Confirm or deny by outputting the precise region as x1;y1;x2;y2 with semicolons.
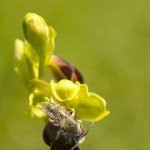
50;79;80;102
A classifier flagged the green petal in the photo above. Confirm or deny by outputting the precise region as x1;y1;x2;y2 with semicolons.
50;79;80;102
28;91;48;118
75;92;110;121
30;78;52;96
63;96;79;109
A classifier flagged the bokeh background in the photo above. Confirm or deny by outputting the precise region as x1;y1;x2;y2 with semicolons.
0;0;150;150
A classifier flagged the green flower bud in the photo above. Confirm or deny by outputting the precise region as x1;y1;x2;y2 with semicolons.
22;13;49;56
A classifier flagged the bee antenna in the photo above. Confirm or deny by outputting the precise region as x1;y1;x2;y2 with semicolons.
70;121;94;150
83;121;94;137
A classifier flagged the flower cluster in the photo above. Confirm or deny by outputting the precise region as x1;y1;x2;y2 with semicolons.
14;12;110;150
14;13;109;122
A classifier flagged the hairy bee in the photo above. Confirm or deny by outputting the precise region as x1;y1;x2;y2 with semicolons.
40;102;86;150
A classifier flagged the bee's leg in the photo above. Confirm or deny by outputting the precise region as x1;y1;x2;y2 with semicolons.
70;141;78;150
55;128;61;140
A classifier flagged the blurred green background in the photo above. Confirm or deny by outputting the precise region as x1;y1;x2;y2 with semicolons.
0;0;150;150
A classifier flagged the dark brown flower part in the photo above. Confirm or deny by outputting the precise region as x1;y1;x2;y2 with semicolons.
46;55;84;83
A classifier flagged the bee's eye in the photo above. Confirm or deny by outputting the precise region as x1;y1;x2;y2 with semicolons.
70;110;73;115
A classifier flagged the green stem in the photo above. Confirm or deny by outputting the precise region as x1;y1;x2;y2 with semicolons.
38;56;45;79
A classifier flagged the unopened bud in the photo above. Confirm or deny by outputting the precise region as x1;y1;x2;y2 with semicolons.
23;13;49;56
46;55;84;83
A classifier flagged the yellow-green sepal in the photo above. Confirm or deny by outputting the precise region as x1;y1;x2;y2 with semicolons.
30;78;52;96
28;90;50;118
44;26;56;63
14;39;38;90
75;90;110;121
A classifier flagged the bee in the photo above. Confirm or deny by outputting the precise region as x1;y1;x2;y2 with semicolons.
40;102;94;150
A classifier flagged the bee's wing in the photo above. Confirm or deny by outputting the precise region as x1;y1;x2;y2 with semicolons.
40;102;63;125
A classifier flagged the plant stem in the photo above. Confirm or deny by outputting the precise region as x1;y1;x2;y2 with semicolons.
38;56;45;79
